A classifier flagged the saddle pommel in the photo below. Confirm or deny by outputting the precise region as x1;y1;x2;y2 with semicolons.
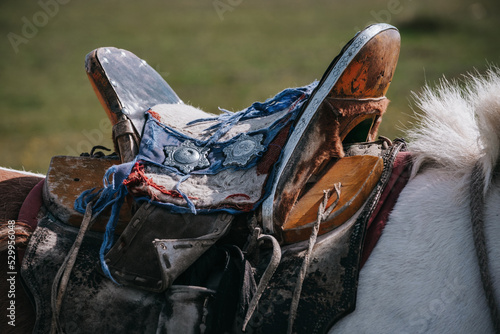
85;47;182;162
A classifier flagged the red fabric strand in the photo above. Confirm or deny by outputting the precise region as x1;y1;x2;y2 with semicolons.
124;162;197;200
147;109;162;122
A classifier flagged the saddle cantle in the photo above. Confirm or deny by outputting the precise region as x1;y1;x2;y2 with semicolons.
26;23;405;333
262;23;400;243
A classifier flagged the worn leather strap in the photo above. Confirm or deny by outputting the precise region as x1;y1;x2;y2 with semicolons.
360;151;412;268
470;162;500;333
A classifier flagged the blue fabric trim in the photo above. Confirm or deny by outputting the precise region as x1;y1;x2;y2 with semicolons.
74;160;136;282
74;81;319;282
129;81;319;215
136;81;318;178
176;174;197;214
132;196;245;215
98;184;127;284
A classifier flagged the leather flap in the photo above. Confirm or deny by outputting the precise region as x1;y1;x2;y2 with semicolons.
43;156;132;233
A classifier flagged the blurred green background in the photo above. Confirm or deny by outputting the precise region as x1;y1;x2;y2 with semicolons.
1;0;500;173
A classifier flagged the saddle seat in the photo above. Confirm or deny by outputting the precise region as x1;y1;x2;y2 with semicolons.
283;154;383;243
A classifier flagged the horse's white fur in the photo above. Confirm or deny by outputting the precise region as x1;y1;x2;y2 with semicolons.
0;166;45;178
332;69;500;333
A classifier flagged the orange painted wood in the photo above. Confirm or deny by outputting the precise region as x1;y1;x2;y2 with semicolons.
330;29;400;99
44;156;132;234
281;155;384;244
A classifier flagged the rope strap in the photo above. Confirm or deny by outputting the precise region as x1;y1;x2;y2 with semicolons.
287;183;341;334
241;183;341;333
50;202;95;334
470;162;500;333
242;228;281;331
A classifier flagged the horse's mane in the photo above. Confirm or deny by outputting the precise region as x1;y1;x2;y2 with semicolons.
406;68;500;192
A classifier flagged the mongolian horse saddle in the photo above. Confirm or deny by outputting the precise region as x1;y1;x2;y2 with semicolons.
22;23;406;333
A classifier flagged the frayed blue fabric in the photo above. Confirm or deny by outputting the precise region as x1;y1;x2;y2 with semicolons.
175;174;196;213
136;81;318;176
74;81;318;282
74;161;135;217
74;160;136;283
188;88;301;147
130;81;318;215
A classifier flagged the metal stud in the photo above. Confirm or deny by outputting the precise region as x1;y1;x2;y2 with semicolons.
164;141;210;173
223;133;265;166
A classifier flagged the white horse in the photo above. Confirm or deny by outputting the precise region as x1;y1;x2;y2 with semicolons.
332;69;500;333
1;70;499;333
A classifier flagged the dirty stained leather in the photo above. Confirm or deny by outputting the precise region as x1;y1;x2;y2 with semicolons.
21;211;253;334
232;140;406;333
21;140;406;334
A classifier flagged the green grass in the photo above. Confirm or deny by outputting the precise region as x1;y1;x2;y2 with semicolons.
1;0;500;173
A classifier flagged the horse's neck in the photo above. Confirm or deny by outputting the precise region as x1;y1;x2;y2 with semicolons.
332;168;496;333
